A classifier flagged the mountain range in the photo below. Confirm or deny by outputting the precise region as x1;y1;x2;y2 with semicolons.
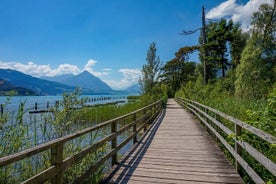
0;69;75;95
0;79;37;96
0;69;140;95
41;70;112;92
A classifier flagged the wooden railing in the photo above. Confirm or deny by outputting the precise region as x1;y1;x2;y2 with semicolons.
176;97;276;184
0;99;163;184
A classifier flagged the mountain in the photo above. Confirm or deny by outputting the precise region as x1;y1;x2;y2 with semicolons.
41;74;74;83
0;79;37;96
125;84;140;95
42;71;112;92
0;69;75;95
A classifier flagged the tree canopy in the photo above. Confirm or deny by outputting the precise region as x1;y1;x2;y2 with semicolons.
140;1;275;100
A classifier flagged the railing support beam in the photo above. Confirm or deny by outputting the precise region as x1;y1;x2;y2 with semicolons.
133;114;137;144
111;121;118;165
235;124;242;173
51;143;64;184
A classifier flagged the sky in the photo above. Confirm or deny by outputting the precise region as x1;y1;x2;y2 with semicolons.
0;0;273;90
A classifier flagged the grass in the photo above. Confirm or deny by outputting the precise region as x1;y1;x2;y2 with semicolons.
0;91;153;183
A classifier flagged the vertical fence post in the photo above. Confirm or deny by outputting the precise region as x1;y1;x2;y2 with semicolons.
215;114;219;142
111;121;117;165
35;102;38;111
19;103;24;124
133;113;137;144
143;108;147;132
51;143;64;184
235;123;242;173
0;104;3;115
47;101;50;110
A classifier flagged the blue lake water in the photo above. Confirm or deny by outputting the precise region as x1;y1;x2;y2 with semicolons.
0;94;133;157
0;95;127;113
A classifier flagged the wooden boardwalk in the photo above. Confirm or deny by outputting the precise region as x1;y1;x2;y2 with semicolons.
103;99;244;184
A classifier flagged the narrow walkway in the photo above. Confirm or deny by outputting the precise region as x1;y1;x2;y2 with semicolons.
104;99;243;184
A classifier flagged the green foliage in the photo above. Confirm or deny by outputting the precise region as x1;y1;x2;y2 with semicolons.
161;45;198;97
235;39;268;99
205;19;233;78
235;2;276;99
176;79;275;183
139;42;162;95
0;96;11;125
229;23;249;69
172;2;276;183
49;88;87;137
245;88;276;136
0;89;153;183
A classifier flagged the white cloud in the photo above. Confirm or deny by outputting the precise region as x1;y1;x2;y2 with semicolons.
104;68;141;90
206;0;274;30
0;59;110;77
207;0;238;19
0;59;140;90
53;64;80;76
0;61;80;77
83;59;109;77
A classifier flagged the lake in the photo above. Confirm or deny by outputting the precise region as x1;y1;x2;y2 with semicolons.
0;94;130;154
0;94;136;183
0;94;127;114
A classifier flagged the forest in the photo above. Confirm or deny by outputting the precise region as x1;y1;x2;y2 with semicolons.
140;2;275;135
139;2;275;183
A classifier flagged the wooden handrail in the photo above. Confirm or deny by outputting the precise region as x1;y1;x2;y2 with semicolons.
176;97;276;184
0;99;164;184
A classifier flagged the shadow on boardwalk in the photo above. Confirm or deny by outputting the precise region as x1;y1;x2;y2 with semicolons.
102;99;243;184
102;109;165;184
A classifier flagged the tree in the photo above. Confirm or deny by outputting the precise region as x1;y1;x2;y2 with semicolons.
235;40;268;98
139;42;161;95
235;2;276;99
161;46;197;97
229;23;248;69
204;19;233;78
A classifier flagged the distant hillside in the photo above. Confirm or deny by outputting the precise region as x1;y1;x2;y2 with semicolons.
0;79;37;96
41;74;74;83
125;84;140;95
0;69;75;95
42;70;112;92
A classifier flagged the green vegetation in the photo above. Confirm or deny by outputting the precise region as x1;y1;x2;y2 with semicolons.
138;2;275;183
1;1;275;183
179;2;275;184
0;88;157;183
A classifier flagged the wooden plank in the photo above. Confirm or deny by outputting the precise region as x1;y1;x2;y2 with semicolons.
236;139;276;176
188;106;264;184
104;99;244;184
21;166;56;184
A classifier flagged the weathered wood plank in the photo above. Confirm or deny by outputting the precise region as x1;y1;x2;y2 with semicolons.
103;99;243;184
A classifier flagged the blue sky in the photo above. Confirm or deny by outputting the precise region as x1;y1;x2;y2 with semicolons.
0;0;272;89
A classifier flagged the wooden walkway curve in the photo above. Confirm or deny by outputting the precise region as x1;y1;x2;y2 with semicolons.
103;99;244;184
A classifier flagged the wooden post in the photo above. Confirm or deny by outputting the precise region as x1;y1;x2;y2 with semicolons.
0;104;3;115
235;123;242;173
215;114;219;142
133;113;137;144
19;103;24;124
51;144;64;184
35;102;38;111
111;121;117;165
143;109;147;132
47;101;50;110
